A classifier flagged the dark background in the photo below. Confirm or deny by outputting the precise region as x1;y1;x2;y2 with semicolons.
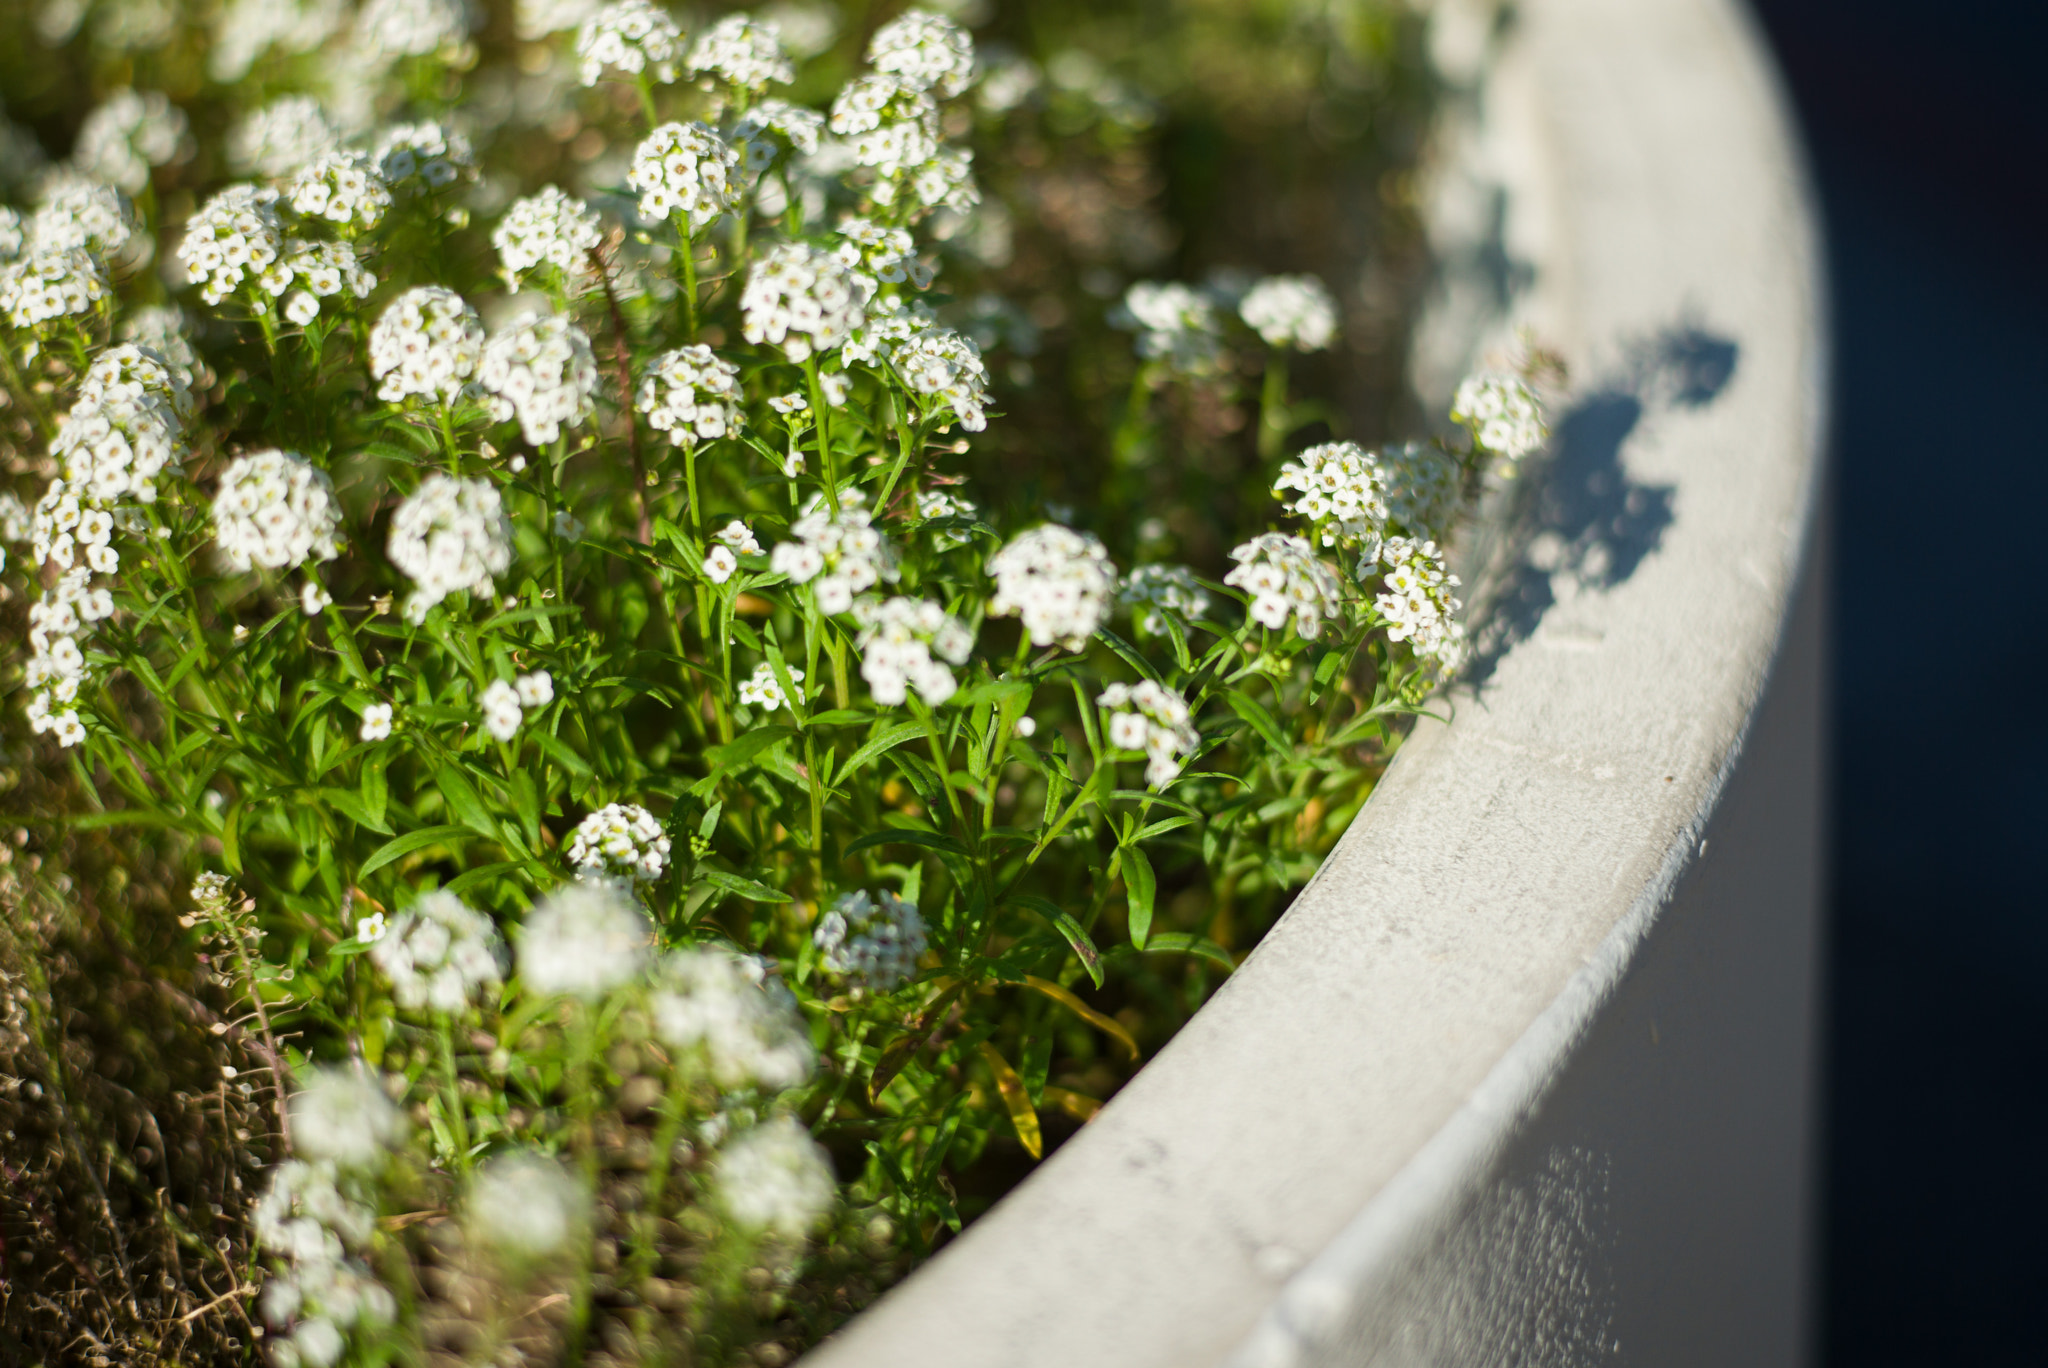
1739;1;2048;1362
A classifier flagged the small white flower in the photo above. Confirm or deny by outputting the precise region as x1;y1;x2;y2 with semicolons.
566;802;671;882
386;474;512;622
1014;716;1037;739
1097;679;1200;789
226;96;339;177
769;491;899;615
285;150;393;234
628;121;742;233
703;544;738;583
866;9;976;98
1273;441;1389;551
1112;282;1221;375
515;670;554;707
481;678;523;741
1383;439;1463;541
986;525;1119;651
637;345;744;448
1223;532;1345;640
651;948;815;1091
688;14;794;91
466;1152;588;1258
1372;536;1466;674
478;312;600;447
356;911;388;943
852;596;974;707
372;122;477;198
1120;564;1211;635
302;581;332;616
813;887;926;991
715;1114;835;1240
370;890;507;1012
714;520;762;555
736;661;803;713
74;89;193;194
355;0;476;60
1239;274;1338;351
368;287;485;406
175;184;284;307
740;242;864;362
493;186;602;290
576;0;685;86
1450;372;1546;460
359;703;393;741
290;1066;406;1171
519;880;653;1001
212;449;344;572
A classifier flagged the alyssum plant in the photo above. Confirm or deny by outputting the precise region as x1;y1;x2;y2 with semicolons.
0;4;1547;1364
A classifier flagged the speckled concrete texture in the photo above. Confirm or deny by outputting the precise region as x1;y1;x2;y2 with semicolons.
801;0;1827;1362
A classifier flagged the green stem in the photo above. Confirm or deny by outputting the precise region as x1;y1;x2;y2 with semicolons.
436;1017;473;1173
804;357;839;512
679;231;699;342
1258;350;1290;462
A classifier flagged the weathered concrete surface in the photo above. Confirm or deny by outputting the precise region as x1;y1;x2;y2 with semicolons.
803;0;1827;1362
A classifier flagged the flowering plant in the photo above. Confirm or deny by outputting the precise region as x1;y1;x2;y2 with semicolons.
0;1;1552;1363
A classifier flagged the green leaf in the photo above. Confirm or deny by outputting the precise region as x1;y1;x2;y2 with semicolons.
1093;626;1160;681
1010;895;1103;987
359;757;389;830
1122;845;1156;950
842;828;973;859
510;769;541;849
359;825;471;879
1133;933;1238;972
324;788;394;835
699;869;793;904
835;722;926;785
437;766;502;842
442;861;526;896
532;730;594;778
222;799;245;874
703;725;796;773
1223;688;1292;754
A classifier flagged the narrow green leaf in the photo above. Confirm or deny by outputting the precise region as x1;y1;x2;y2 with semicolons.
836;722;926;784
359;756;389;830
1010;894;1104;986
1122;844;1156;950
437;766;501;841
699;869;793;903
842;827;973;859
441;861;526;896
222;799;244;874
1133;933;1238;972
703;725;796;773
1223;688;1292;753
359;824;471;879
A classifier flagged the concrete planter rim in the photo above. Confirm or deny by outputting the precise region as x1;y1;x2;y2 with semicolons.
806;0;1828;1362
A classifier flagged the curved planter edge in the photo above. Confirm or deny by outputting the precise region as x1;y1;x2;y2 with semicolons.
805;0;1829;1363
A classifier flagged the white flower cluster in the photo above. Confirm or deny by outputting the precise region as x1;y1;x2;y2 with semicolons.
368;286;484;405
356;0;476;59
478;669;551;742
1239;274;1338;351
211;449;344;572
914;487;979;549
1098;678;1200;788
479;312;599;446
73;88;191;194
119;306;211;395
737;660;802;712
651;948;815;1092
688;14;794;91
769;491;899;614
267;239;375;326
1450;372;1547;460
368;890;507;1013
292;1065;407;1170
715;1114;836;1240
253;1157;396;1368
372;122;476;197
741;242;865;361
465;1152;589;1260
814;888;927;991
637;344;744;448
209;0;347;83
1372;536;1465;669
0;208;20;259
1114;281;1222;375
516;0;596;40
228;96;340;178
628;121;741;232
1273;441;1388;550
385;473;512;621
0;247;108;328
866;9;976;99
576;0;684;86
731;97;824;172
829;74;975;215
176;184;284;307
1224;532;1345;639
493;186;602;289
853;596;974;707
23;568;112;747
27;178;138;259
568;802;672;882
1382;439;1462;541
50;347;188;503
703;518;761;582
834;217;932;299
285;150;392;234
987;524;1119;651
1120;563;1212;634
519;880;652;1001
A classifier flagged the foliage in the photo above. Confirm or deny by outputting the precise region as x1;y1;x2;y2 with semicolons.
0;0;1552;1364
